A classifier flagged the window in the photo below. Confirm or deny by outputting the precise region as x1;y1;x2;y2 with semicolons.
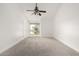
30;23;40;36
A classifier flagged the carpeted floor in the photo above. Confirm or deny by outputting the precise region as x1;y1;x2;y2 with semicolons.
0;37;79;56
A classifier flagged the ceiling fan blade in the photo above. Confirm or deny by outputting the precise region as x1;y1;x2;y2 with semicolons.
26;10;34;11
39;10;46;13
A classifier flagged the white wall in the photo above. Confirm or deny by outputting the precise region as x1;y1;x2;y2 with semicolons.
40;3;79;52
41;3;60;37
1;3;79;54
53;3;79;52
18;3;61;37
0;4;29;53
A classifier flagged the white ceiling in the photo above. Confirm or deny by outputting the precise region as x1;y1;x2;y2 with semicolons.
17;3;62;23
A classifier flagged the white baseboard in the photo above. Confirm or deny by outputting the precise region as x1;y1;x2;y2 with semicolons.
41;35;79;53
58;39;79;53
1;35;79;54
53;36;79;53
0;36;27;54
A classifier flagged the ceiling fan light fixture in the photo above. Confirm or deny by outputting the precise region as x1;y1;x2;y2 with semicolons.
26;3;46;16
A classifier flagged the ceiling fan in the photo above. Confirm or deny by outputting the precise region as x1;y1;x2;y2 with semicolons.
26;3;46;16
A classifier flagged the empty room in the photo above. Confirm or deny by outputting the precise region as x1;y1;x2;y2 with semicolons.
0;3;79;56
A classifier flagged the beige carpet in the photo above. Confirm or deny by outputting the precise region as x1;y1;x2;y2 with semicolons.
0;37;79;56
